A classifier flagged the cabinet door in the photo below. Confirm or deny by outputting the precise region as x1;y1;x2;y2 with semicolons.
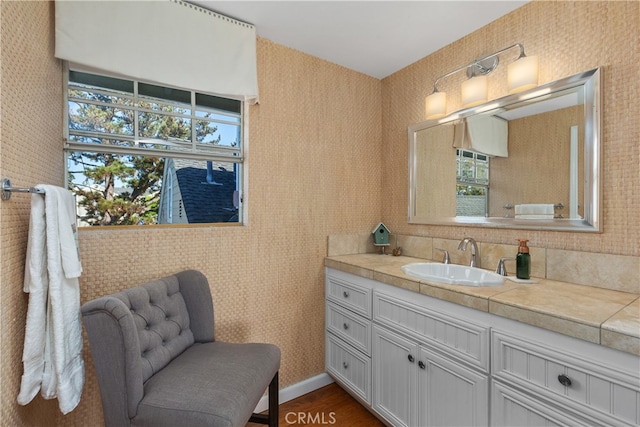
372;325;419;427
418;347;489;427
492;381;596;427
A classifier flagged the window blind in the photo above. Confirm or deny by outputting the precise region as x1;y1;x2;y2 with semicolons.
55;0;258;103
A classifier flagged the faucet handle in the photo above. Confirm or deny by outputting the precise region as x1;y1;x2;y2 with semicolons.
496;257;515;276
435;248;450;264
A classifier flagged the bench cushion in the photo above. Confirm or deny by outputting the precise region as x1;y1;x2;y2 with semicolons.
132;341;281;427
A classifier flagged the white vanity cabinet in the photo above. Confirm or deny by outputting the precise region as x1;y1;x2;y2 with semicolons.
491;329;640;426
372;291;490;427
372;325;489;427
325;271;374;404
325;268;640;427
372;324;418;426
491;381;592;426
418;346;490;427
325;269;491;426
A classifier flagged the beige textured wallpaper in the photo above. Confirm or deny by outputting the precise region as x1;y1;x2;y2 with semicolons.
382;1;639;256
1;1;382;425
414;123;457;217
1;1;638;426
1;2;68;425
489;106;584;217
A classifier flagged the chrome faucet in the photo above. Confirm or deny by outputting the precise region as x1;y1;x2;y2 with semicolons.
435;248;450;264
496;257;515;276
458;237;479;268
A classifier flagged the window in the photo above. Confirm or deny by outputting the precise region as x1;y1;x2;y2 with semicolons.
64;69;244;226
456;149;489;217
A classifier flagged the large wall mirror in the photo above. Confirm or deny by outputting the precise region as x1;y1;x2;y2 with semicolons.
408;68;601;232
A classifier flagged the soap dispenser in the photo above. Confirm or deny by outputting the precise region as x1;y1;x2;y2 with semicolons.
516;239;531;279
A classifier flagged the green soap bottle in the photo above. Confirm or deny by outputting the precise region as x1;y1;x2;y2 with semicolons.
516;239;531;280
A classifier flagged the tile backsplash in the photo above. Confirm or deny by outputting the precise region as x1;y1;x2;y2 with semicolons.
327;233;640;294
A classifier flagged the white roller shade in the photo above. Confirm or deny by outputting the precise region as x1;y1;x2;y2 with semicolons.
55;0;258;102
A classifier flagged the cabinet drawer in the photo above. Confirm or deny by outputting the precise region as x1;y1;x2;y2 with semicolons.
491;381;596;427
373;292;489;372
492;330;640;426
326;334;371;404
326;302;371;355
326;276;372;319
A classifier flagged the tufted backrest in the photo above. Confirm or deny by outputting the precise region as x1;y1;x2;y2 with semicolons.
82;270;214;426
114;275;195;382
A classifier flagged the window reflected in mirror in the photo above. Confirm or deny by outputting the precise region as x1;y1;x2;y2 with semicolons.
456;150;489;217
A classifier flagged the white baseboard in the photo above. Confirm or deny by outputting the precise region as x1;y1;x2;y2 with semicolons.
254;373;334;413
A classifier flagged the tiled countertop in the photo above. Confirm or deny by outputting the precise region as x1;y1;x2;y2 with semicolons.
325;253;640;356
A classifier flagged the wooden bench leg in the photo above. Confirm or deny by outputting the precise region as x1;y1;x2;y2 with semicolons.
268;372;279;427
249;372;279;427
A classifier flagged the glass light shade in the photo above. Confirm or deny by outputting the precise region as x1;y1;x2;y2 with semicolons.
461;75;488;108
425;91;447;119
508;55;539;94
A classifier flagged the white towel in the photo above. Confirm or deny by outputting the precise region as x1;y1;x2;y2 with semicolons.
18;185;84;414
515;214;554;219
453;115;509;157
515;204;554;215
18;193;48;406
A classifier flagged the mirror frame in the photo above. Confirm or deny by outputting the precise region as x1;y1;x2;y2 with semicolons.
408;68;602;232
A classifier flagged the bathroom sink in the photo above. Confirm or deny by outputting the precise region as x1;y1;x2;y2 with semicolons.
401;263;505;287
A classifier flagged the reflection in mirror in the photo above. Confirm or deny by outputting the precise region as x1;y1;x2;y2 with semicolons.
408;68;601;232
456;149;489;217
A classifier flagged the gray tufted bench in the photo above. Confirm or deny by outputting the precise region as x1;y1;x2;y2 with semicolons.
82;270;280;427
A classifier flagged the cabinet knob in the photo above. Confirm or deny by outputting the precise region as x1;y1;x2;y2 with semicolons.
408;354;415;363
342;361;349;369
343;323;349;330
343;290;350;298
418;361;426;370
557;374;572;387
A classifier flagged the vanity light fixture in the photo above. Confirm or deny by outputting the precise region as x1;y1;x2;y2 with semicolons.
424;43;538;119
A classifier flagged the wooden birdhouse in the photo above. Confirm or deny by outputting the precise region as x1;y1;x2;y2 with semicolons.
372;222;390;246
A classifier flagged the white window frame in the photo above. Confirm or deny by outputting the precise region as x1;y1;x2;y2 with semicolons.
63;63;248;226
456;149;489;216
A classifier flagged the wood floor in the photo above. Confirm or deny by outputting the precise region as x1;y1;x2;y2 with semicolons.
247;382;385;427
